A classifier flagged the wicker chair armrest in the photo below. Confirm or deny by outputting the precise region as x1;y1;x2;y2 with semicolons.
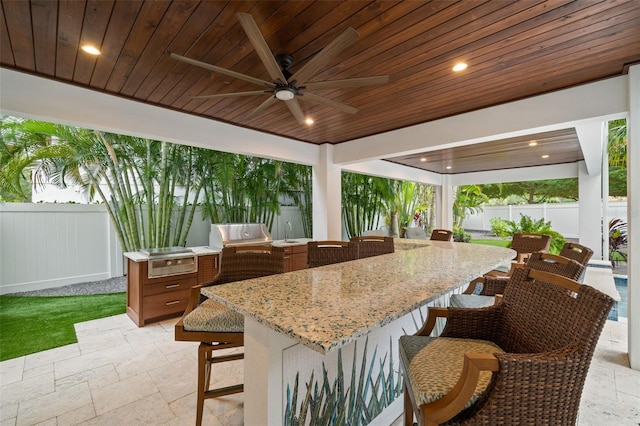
415;307;450;336
423;353;500;425
479;276;510;296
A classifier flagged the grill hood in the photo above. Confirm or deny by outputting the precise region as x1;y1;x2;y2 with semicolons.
208;223;272;250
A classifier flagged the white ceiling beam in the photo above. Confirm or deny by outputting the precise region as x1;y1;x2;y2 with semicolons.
449;163;580;186
333;76;628;165
342;160;442;185
0;68;319;166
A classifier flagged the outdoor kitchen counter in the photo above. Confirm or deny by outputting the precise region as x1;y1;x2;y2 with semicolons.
201;241;515;355
123;246;220;262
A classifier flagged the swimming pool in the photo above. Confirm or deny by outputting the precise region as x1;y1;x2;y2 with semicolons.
613;276;627;319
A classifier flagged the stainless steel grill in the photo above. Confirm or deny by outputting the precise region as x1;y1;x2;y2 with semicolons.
140;247;197;279
208;223;273;250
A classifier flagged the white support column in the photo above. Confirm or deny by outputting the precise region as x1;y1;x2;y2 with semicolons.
312;144;342;240
628;64;639;370
579;159;604;260
437;175;455;230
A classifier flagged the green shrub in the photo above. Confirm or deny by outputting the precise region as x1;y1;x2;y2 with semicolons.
491;214;565;254
489;217;511;238
453;225;471;242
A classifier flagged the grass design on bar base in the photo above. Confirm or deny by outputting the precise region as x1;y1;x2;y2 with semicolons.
0;293;126;361
284;337;403;425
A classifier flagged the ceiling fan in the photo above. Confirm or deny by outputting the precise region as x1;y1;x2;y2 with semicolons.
170;13;389;125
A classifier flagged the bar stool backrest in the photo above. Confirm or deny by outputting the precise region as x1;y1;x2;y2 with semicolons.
350;236;394;259
307;241;358;267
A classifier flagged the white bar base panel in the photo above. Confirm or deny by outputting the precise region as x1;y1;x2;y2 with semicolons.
244;294;451;425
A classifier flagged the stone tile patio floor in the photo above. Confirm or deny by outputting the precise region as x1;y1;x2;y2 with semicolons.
1;314;638;425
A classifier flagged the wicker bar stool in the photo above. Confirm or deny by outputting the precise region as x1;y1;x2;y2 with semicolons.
174;245;285;425
429;229;453;241
400;267;614;426
509;232;552;262
307;240;358;267
450;251;586;308
560;241;594;265
350;235;394;258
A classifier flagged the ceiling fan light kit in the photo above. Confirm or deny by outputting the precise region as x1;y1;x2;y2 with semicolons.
171;12;389;126
275;86;296;101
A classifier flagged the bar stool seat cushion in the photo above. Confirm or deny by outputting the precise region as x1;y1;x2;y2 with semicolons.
399;336;504;408
449;294;495;308
183;299;244;333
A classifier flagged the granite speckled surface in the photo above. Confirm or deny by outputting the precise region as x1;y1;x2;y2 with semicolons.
202;241;515;354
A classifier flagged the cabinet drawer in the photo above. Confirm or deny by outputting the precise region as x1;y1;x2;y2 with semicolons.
283;244;307;255
290;253;308;271
143;289;191;319
144;277;197;296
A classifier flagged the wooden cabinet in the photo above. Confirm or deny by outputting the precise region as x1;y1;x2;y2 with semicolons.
283;244;308;272
126;253;219;327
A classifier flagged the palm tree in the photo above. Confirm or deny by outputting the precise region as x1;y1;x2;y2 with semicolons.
281;163;313;238
453;185;488;231
342;172;394;238
0;119;205;252
608;119;627;167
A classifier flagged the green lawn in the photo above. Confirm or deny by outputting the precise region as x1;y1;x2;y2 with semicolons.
0;292;126;361
469;239;510;248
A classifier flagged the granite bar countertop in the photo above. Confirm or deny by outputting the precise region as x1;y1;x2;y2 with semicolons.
202;241;515;355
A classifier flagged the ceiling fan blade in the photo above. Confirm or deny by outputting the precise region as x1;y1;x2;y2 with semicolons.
285;98;306;125
193;90;269;100
236;13;288;84
290;27;359;85
170;53;272;88
299;92;358;114
304;75;389;91
244;96;278;120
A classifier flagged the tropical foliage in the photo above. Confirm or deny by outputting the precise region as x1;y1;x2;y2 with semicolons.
489;214;566;254
0;116;313;251
383;180;432;237
609;218;628;266
478;179;579;204
341;173;394;238
608;119;627;197
341;173;434;239
453;185;488;231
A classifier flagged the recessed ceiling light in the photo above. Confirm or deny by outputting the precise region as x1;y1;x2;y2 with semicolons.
305;117;314;125
528;141;538;146
452;62;467;72
446;166;452;170
81;45;101;55
420;157;427;162
541;154;550;159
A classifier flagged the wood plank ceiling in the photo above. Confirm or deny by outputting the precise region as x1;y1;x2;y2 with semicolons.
1;0;638;174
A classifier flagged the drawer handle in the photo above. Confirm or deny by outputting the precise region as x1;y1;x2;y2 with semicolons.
165;300;180;306
165;284;180;289
284;256;290;259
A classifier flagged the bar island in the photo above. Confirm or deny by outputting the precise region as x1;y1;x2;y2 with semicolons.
202;241;515;425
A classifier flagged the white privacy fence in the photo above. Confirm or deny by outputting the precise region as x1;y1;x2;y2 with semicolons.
463;201;628;239
0;202;628;294
0;203;305;294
